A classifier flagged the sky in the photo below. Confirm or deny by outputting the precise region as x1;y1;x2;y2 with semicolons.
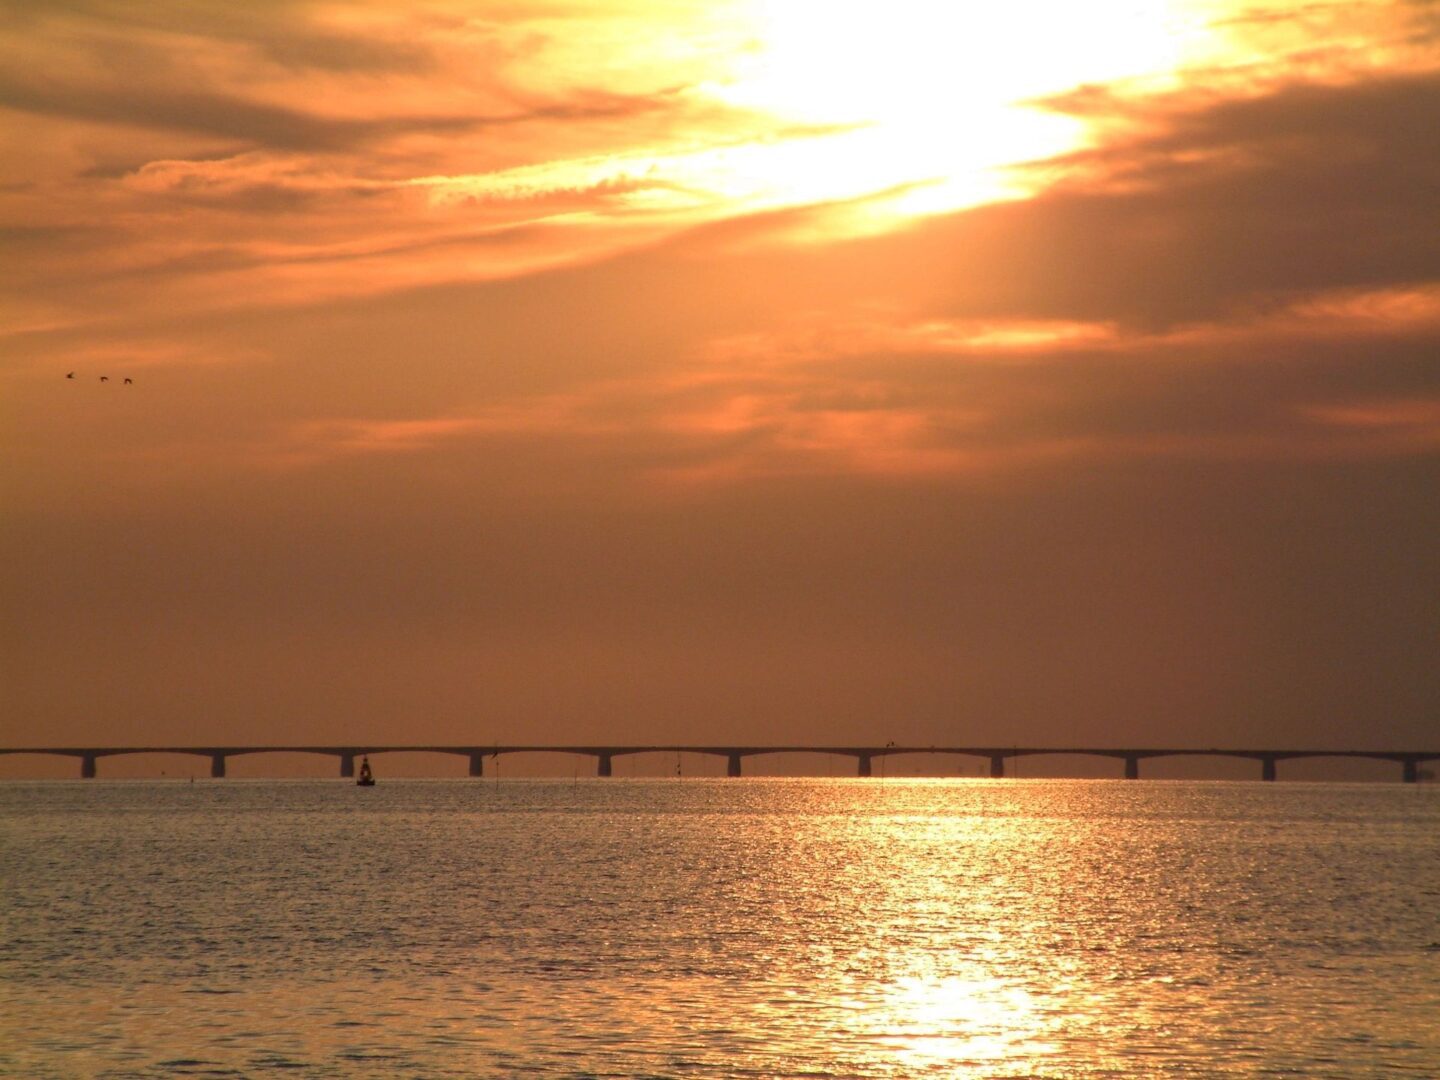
2;0;1438;776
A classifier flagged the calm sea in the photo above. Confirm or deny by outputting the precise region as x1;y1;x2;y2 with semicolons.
2;779;1438;1078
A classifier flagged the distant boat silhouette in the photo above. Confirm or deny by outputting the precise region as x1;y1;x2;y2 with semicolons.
357;755;375;787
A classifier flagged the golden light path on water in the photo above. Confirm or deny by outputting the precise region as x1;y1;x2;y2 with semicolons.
4;779;1439;1075
812;793;1082;1075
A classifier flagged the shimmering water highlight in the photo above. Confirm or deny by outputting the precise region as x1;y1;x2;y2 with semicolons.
3;779;1437;1077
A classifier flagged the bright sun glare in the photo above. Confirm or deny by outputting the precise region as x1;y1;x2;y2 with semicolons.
706;0;1204;217
871;974;1054;1069
422;1;1214;236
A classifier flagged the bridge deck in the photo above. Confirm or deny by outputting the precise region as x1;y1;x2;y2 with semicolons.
2;745;1436;780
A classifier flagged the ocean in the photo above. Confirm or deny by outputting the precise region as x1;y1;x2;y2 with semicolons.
2;778;1437;1077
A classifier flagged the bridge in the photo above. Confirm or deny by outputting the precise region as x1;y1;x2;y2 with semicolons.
2;745;1437;782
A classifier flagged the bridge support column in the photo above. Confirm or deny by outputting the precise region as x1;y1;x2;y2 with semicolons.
469;752;485;778
989;754;1006;779
857;753;872;777
727;752;742;778
1402;758;1419;784
1261;756;1277;782
597;752;613;778
340;753;355;778
211;753;227;779
82;752;97;779
1124;754;1140;780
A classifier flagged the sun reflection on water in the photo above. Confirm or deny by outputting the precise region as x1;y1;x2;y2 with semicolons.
864;973;1056;1072
5;780;1440;1076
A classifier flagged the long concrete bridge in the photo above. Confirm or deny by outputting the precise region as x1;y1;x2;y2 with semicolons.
2;745;1437;782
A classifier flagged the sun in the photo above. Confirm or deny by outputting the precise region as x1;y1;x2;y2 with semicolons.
703;0;1204;218
414;1;1214;241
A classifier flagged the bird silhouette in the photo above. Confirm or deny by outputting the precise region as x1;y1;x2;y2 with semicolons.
66;371;75;379
100;376;109;383
123;378;133;385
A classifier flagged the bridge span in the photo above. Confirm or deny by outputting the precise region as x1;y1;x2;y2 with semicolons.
2;745;1437;782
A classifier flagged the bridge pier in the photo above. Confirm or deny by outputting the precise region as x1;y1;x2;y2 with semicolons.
727;752;742;778
469;752;485;778
1402;758;1419;784
857;753;872;777
1261;755;1277;782
340;753;355;778
1124;754;1140;780
989;754;1006;779
82;752;97;779
597;752;613;778
210;752;226;779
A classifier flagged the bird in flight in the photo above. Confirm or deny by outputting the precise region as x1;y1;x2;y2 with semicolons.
68;371;136;385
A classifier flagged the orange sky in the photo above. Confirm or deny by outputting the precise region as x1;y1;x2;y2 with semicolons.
3;1;1439;772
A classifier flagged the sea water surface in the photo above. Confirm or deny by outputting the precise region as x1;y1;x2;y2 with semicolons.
2;778;1438;1077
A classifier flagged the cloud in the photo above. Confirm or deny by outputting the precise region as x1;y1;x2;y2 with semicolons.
0;69;676;152
0;0;436;75
208;267;1438;494
0;0;708;166
661;67;1440;336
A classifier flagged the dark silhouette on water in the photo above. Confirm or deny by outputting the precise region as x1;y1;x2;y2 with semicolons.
356;755;375;787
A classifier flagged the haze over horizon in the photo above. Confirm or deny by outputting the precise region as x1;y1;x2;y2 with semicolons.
3;0;1439;777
